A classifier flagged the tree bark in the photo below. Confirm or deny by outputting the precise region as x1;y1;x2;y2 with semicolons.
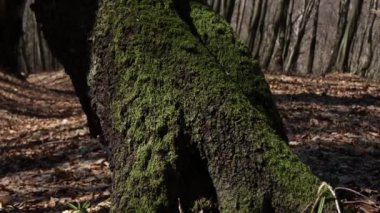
285;0;317;72
334;0;363;72
89;0;320;211
307;0;320;74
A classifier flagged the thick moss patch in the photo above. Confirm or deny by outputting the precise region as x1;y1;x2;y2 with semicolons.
90;0;319;211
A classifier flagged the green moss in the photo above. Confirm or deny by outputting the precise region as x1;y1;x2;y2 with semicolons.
92;0;319;211
190;2;288;142
192;197;214;212
256;124;319;210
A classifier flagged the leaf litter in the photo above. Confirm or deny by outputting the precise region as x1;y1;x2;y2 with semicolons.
0;70;379;212
267;72;380;212
0;70;111;212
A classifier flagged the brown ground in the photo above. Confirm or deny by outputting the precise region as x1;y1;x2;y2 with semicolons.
267;72;380;212
0;71;111;212
0;70;379;212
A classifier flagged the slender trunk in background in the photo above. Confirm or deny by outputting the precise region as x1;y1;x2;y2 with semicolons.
251;0;267;60
334;0;363;72
285;0;316;72
355;0;377;77
204;0;380;78
307;0;320;74
272;0;291;71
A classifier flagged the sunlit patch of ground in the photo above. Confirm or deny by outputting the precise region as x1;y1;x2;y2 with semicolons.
0;70;111;212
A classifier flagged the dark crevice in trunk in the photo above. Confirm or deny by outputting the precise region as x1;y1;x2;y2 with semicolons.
173;113;219;211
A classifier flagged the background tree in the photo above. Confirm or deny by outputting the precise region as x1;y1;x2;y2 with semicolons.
209;0;380;78
0;0;59;78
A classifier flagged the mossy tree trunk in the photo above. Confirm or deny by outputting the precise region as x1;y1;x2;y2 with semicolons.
89;0;321;211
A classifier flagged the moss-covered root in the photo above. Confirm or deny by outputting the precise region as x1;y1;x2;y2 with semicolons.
90;0;320;211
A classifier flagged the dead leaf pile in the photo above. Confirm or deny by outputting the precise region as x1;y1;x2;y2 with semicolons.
266;72;380;211
0;70;111;212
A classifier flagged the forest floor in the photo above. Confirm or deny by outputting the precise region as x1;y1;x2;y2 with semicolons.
0;70;379;212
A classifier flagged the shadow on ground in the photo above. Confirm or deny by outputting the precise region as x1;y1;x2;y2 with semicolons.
0;70;111;212
267;72;380;193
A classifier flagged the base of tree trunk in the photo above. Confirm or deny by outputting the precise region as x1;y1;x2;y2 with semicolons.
89;1;321;211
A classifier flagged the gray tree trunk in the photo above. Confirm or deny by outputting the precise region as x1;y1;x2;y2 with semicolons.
208;0;380;79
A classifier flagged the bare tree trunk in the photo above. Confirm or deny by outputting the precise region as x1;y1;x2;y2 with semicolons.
355;0;377;77
205;0;380;79
334;0;363;71
285;0;316;72
18;0;60;75
307;0;320;73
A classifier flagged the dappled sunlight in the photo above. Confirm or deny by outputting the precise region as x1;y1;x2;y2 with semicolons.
266;72;380;192
0;70;111;212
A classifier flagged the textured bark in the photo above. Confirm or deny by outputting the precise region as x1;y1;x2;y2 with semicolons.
207;0;380;78
90;0;320;211
206;0;235;22
334;0;363;72
284;0;317;72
